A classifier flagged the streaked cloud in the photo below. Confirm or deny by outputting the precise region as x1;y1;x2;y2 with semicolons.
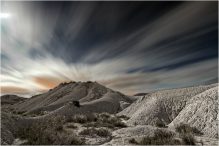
0;1;218;96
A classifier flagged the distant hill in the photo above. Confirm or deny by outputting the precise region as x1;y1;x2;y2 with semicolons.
13;81;135;116
1;95;27;106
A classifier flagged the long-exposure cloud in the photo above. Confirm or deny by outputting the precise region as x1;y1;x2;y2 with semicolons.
1;1;218;96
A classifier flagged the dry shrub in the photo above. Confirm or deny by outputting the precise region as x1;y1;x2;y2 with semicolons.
180;133;196;145
79;128;94;136
66;123;78;129
82;113;127;129
117;115;130;120
79;127;111;137
98;114;127;128
139;130;180;145
70;113;97;124
129;138;138;144
176;123;203;135
84;122;114;129
86;113;98;122
130;129;181;145
155;120;167;128
175;123;198;145
72;115;88;123
96;128;111;137
99;112;111;119
52;132;84;145
131;124;197;145
14;116;85;145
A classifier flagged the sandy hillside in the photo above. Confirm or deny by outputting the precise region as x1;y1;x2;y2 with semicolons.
118;83;218;138
169;86;218;138
39;91;132;119
13;81;134;115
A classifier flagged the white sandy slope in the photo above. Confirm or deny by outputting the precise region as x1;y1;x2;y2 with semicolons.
169;86;218;138
118;84;218;138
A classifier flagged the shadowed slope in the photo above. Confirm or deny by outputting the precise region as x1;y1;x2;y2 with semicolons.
1;95;26;106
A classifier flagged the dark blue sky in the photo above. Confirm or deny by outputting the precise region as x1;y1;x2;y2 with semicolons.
41;1;218;65
1;1;218;96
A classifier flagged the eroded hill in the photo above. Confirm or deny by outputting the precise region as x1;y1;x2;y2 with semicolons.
1;82;218;145
13;81;134;116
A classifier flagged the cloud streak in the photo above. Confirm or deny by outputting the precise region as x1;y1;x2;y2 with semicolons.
1;1;218;96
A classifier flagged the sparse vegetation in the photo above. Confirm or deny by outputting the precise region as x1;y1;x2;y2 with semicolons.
15;111;26;115
83;113;127;129
96;128;112;137
14;116;85;145
176;123;203;135
129;129;180;145
79;127;111;137
113;120;127;128
155;120;167;128
79;128;94;136
140;130;179;145
84;122;114;129
117;115;130;120
129;124;198;145
66;113;98;124
15;110;48;117
180;133;196;145
66;123;77;129
86;113;98;122
98;114;127;128
55;125;63;131
129;138;138;144
99;112;111;118
72;114;88;123
65;113;127;129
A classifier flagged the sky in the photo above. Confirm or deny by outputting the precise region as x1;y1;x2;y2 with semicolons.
0;1;218;97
